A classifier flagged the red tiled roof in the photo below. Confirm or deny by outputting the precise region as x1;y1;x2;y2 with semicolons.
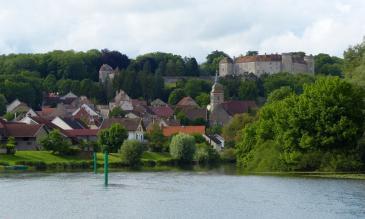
176;96;198;107
162;126;205;137
221;100;257;116
235;54;282;63
30;116;59;129
63;129;99;137
150;106;174;118
100;118;143;131
131;99;147;107
5;123;44;137
39;107;56;115
180;106;207;121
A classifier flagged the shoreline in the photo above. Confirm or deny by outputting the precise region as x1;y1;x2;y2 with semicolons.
1;164;365;180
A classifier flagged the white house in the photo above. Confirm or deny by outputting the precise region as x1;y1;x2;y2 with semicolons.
100;118;145;142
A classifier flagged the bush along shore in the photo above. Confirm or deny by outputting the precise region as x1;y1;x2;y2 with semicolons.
0;149;233;171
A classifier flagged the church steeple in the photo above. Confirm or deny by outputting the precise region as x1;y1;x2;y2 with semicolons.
210;71;224;111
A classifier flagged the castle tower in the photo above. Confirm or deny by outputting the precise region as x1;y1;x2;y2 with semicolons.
219;57;233;76
210;72;224;111
99;64;113;83
281;53;293;73
304;55;315;73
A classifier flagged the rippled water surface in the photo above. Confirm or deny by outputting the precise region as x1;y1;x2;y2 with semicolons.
1;168;365;219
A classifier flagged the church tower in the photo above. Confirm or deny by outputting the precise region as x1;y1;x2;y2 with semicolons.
210;72;224;111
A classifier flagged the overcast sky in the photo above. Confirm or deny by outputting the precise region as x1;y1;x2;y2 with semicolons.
0;0;364;61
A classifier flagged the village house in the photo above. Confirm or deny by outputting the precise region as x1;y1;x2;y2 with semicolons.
100;118;145;142
109;90;133;111
0;119;47;151
203;134;225;151
6;99;31;120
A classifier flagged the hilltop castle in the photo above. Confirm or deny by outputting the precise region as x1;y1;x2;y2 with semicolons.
219;53;314;76
99;64;118;83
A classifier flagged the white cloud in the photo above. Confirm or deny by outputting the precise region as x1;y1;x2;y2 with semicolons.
0;0;364;61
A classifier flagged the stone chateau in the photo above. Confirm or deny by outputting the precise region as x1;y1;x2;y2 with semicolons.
219;53;314;76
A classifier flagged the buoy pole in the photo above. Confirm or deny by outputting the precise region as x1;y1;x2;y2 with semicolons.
104;151;109;186
93;152;97;174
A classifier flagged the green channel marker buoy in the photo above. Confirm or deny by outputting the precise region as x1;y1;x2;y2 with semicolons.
93;152;97;174
104;151;109;186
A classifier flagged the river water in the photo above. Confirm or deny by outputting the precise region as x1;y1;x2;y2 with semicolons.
1;167;365;219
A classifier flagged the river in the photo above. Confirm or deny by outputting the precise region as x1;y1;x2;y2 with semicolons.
1;167;365;219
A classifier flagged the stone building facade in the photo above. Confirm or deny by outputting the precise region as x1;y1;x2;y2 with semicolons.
219;53;314;77
99;64;116;83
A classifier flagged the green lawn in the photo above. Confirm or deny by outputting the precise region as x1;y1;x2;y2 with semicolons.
141;152;172;161
0;151;171;166
0;151;86;165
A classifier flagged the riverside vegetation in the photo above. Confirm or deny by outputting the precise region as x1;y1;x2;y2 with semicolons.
1;39;365;174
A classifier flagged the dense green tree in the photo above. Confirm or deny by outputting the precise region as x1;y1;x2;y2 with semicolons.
314;53;343;76
238;80;259;100
98;123;128;153
42;74;57;92
184;57;200;76
222;113;256;148
194;143;220;163
101;49;130;70
266;86;294;103
183;79;211;98
262;72;315;96
169;133;196;163
201;50;230;75
168;88;186;105
195;93;210;107
165;59;176;76
109;106;125;118
0;94;7;116
40;130;72;155
120;140;145;166
146;124;167;152
344;39;365;88
237;77;365;171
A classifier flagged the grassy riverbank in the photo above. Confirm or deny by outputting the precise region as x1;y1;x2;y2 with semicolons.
0;151;175;170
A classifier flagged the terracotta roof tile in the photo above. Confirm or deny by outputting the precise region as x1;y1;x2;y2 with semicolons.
4;123;44;137
100;118;143;131
150;106;174;118
235;54;282;63
63;129;99;137
162;126;205;137
176;96;198;107
221;100;257;116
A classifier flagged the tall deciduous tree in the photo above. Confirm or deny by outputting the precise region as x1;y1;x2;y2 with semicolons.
0;94;7;116
98;123;128;153
169;133;196;163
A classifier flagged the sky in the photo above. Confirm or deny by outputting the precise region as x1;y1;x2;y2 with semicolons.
0;0;364;62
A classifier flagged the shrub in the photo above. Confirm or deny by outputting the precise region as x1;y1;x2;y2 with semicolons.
0;161;9;166
192;134;206;144
120;140;145;166
169;133;196;163
219;148;236;163
40;130;72;155
146;124;166;152
6;137;16;155
194;143;219;164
